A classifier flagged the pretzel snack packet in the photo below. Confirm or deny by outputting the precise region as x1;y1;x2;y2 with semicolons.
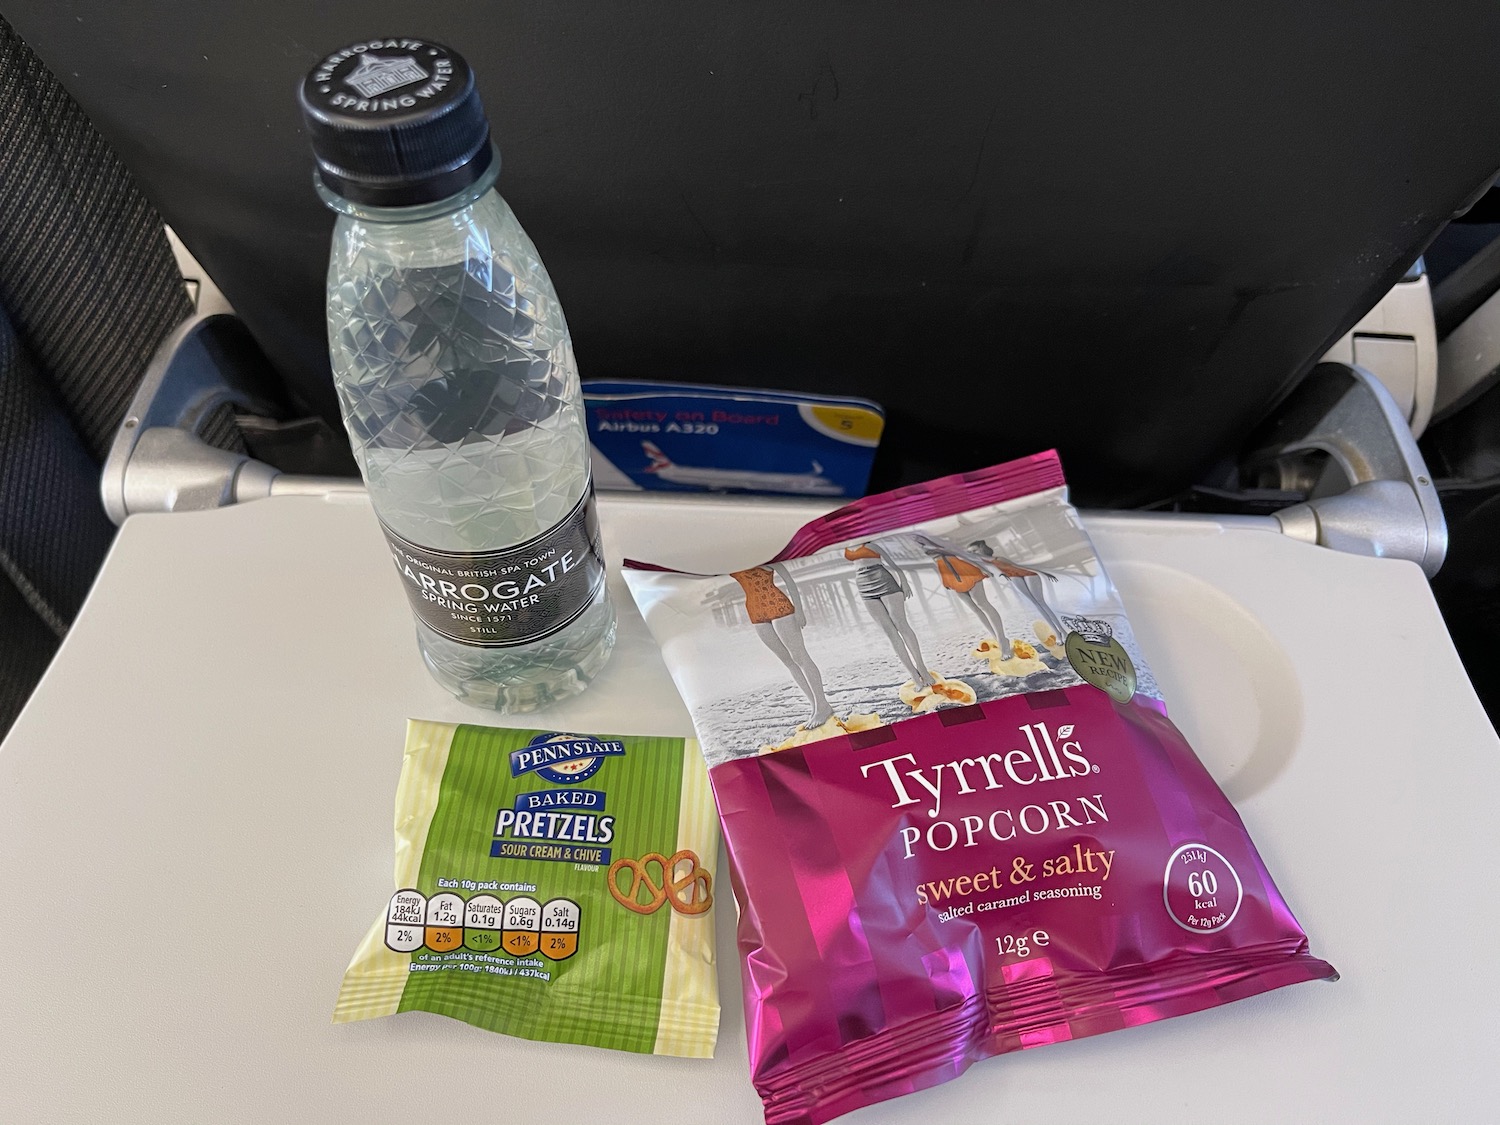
623;450;1335;1122
334;720;720;1057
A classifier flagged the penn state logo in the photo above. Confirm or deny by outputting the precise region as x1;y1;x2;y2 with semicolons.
509;732;626;784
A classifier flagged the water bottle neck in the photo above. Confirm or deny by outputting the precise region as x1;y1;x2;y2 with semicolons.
315;145;503;224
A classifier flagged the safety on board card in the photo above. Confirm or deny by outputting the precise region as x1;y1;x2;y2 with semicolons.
584;379;884;498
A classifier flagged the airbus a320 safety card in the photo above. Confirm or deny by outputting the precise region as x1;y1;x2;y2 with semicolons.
583;380;884;498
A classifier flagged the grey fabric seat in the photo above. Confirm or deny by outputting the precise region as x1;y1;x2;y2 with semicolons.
0;16;189;735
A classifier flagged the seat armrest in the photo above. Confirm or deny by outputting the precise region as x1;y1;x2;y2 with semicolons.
101;313;360;523
1243;361;1448;575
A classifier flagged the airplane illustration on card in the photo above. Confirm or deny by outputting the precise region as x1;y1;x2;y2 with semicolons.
640;441;846;496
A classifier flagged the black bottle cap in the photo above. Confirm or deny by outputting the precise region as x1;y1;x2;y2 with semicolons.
298;37;494;207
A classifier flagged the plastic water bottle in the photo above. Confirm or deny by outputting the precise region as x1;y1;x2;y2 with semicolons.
299;37;615;711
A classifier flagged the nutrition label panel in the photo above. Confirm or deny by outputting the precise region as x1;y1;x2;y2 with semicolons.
383;889;581;960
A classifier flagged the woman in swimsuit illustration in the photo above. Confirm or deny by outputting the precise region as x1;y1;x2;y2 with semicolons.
912;533;1022;659
729;563;833;727
965;538;1068;641
843;541;939;687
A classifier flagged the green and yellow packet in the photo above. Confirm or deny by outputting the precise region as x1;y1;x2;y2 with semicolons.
334;720;720;1058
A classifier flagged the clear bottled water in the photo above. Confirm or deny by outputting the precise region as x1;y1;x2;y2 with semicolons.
302;38;615;711
321;163;615;711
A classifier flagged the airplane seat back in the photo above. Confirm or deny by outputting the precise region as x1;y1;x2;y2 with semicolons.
8;3;1500;505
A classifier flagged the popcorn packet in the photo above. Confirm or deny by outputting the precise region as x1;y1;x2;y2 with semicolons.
624;450;1335;1122
334;720;720;1057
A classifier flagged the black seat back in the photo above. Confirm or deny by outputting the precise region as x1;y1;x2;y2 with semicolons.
8;4;1500;504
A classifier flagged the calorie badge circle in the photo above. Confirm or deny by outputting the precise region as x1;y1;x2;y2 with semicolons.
1162;843;1244;934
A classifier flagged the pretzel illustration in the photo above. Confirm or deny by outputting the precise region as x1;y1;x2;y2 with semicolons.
665;849;714;915
608;852;670;914
608;850;714;916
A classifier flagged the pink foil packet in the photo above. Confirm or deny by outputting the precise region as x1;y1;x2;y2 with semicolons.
623;450;1335;1124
